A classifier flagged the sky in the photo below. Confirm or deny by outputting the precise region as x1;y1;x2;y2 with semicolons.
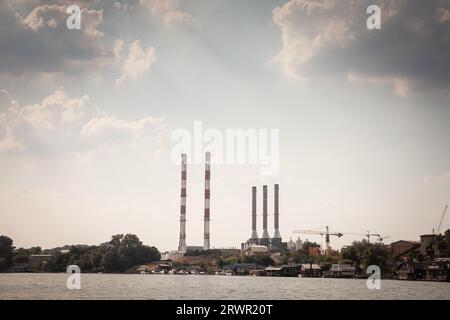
0;0;450;251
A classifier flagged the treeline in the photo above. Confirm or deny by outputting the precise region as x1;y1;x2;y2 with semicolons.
0;234;160;273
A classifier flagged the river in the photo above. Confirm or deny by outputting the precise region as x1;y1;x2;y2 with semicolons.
0;274;449;299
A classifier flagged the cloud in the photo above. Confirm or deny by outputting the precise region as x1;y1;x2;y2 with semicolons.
272;0;450;95
0;90;23;152
425;171;450;184
0;114;24;153
139;0;195;26
116;40;156;85
346;72;413;97
0;89;166;155
17;89;98;130
0;1;110;76
81;115;166;140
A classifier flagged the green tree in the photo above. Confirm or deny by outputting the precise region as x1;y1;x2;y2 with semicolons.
408;249;425;262
101;234;160;272
215;256;225;268
45;252;70;272
0;235;15;272
110;234;124;247
121;234;142;247
102;247;122;272
341;240;389;273
254;255;275;267
222;256;238;266
437;229;450;257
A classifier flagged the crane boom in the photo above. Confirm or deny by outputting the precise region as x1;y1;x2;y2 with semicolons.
437;205;448;234
293;226;343;252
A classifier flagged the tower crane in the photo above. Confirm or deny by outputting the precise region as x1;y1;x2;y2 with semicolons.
377;235;390;243
343;230;380;243
293;226;343;252
364;231;380;243
435;205;448;234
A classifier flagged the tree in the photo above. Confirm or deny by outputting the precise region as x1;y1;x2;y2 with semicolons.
222;256;238;266
437;229;450;257
110;234;124;247
0;235;15;272
254;255;275;267
4;234;160;273
102;247;122;272
408;249;425;262
341;240;389;273
121;234;142;248
364;244;389;271
102;234;160;272
45;252;70;272
215;256;225;268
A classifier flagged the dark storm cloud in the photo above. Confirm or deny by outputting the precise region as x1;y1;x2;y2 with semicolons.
273;0;450;95
0;1;113;76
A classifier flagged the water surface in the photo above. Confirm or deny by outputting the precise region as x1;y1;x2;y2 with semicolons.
1;274;449;299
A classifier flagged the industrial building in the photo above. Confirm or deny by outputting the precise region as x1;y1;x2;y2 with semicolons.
242;184;287;253
28;254;51;272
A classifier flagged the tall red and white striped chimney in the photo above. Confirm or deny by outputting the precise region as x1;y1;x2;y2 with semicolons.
203;152;211;250
178;153;187;253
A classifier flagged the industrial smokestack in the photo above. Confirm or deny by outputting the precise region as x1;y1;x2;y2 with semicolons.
178;153;187;253
262;185;270;239
273;184;281;239
250;186;259;240
203;152;211;250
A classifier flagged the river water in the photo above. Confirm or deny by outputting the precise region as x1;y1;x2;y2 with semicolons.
0;274;449;299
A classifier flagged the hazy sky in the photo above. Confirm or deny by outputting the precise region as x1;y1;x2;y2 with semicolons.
1;0;449;251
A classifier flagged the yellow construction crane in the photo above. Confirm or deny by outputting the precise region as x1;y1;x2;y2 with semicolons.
293;227;388;251
293;226;343;251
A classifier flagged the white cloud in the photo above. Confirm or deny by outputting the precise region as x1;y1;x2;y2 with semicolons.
0;114;23;152
113;38;126;60
116;40;156;85
0;89;166;155
22;4;104;36
17;89;98;130
0;90;23;152
81;115;166;140
139;0;195;26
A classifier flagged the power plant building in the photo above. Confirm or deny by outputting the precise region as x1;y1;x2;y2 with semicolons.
242;184;287;253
